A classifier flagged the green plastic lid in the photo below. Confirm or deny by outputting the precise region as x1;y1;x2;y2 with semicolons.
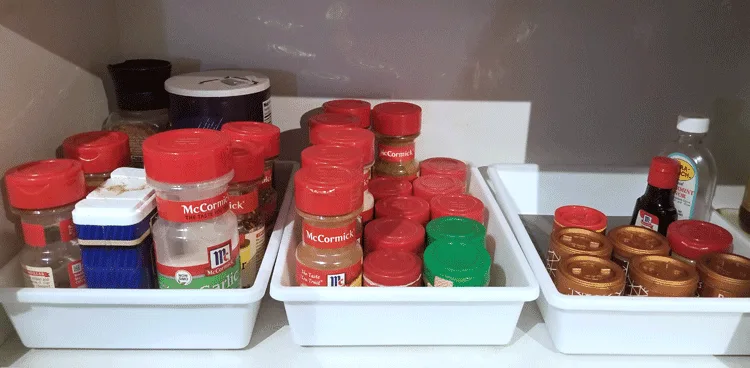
423;240;491;287
425;216;486;245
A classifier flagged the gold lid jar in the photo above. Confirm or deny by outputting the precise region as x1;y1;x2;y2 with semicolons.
697;253;750;297
628;255;699;297
547;227;613;278
607;225;670;273
554;255;625;296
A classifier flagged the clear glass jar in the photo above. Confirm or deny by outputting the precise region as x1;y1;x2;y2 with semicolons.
228;178;265;288
374;133;420;181
104;109;169;167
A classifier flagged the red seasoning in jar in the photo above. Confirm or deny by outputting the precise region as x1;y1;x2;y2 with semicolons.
308;113;360;144
419;157;468;188
323;99;371;128
62;131;131;192
364;218;425;254
412;175;464;202
372;102;421;181
368;177;412;201
553;205;608;234
375;195;431;226
667;220;733;267
363;250;422;287
430;194;485;224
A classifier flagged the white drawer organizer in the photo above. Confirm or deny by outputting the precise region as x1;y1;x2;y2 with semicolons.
0;162;298;349
488;164;750;355
270;166;539;346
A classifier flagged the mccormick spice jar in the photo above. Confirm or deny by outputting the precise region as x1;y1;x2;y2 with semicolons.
363;250;422;287
554;256;626;296
368;177;412;201
430;194;485;224
423;240;491;287
308;113;360;144
295;166;364;287
364;218;425;254
547;227;613;278
375;195;430;226
425;216;486;246
667;220;733;266
5;159;87;288
627;255;699;297
419;157;468;189
696;253;750;297
62;131;131;192
608;225;670;277
323;99;371;128
553;205;607;234
412;175;465;202
372;102;421;181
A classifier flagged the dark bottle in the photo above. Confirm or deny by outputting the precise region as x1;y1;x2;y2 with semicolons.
630;156;680;236
740;178;750;233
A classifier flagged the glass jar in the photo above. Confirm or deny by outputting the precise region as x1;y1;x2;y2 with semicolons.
627;255;698;297
363;250;422;287
4;159;88;288
423;240;490;287
143;129;240;289
372;102;421;181
607;225;670;281
666;220;733;266
308;113;360;144
546;227;612;279
62;131;131;192
554;256;625;296
323;99;372;129
697;253;750;297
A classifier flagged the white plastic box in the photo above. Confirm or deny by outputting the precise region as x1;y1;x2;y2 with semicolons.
0;161;297;349
488;164;750;355
270;167;539;346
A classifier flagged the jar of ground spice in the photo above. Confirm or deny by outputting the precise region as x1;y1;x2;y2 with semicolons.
423;240;491;287
375;195;430;226
323;99;371;129
430;194;485;224
554;256;625;296
627;255;699;297
696;252;750;297
308;113;360;144
62;131;131;192
419;157;468;189
372;102;421;181
412;175;465;202
364;217;425;254
368;177;412;201
553;205;607;234
547;227;613;279
607;225;670;277
363;250;422;287
667;220;733;267
425;216;486;246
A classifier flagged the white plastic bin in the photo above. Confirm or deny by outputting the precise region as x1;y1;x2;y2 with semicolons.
0;162;298;349
488;164;750;355
270;166;539;346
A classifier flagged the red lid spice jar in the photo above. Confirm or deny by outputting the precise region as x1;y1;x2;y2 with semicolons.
412;175;464;202
5;159;87;288
308;113;360;144
547;227;613;278
419;157;468;189
363;250;422;287
667;220;733;266
375;195;431;226
323;99;371;129
696;253;750;297
627;255;699;297
368;177;412;201
62;131;130;192
364;218;425;254
295;166;364;287
372;102;421;181
554;256;626;296
553;205;607;234
430;194;485;224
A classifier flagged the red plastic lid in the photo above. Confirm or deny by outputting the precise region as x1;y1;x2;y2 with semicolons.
308;113;360;143
375;195;430;225
553;205;607;232
364;250;422;286
368;177;413;200
295;166;363;216
420;157;467;182
143;129;232;184
412;175;464;201
314;128;375;165
667;220;733;260
364;217;425;253
647;156;680;189
300;144;362;172
62;131;130;174
430;194;485;223
221;122;281;159
5;159;86;210
372;102;421;136
323;99;371;128
229;139;264;183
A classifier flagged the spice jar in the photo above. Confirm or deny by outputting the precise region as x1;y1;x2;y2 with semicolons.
143;129;240;289
375;195;430;226
425;216;486;246
228;140;266;288
547;227;613;279
423;240;491;287
308;113;360;144
553;205;607;234
554;256;625;296
430;194;485;224
323;99;371;129
608;225;670;277
372;102;421;181
368;177;412;201
364;218;425;254
412;175;465;202
363;250;422;287
627;255;699;297
295;166;364;287
221;122;281;226
5;159;87;288
667;220;733;266
419;157;468;189
696;253;750;297
62;131;131;192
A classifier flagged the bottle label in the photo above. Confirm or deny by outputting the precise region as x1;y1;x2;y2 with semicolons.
378;142;415;163
156;192;229;223
260;167;273;191
296;260;362;286
365;274;421;287
634;209;660;232
22;265;55;288
157;239;241;289
668;152;699;220
67;260;87;288
21;218;76;247
425;275;455;287
263;98;272;123
239;227;266;288
302;222;357;248
228;189;259;215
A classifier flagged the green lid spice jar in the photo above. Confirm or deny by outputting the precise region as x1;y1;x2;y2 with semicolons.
426;216;486;246
423;240;491;287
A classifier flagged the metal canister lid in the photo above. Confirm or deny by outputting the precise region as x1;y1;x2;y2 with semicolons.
423;240;491;287
549;227;613;259
554;255;625;296
426;216;486;246
697;253;750;295
608;225;670;260
628;255;699;297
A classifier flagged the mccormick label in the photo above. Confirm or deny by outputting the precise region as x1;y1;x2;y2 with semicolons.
67;260;87;288
262;98;272;123
668;153;699;220
302;222;357;248
156;192;229;223
260;167;273;191
296;260;362;286
239;227;266;288
22;218;76;247
228;189;259;216
157;239;241;289
22;265;55;288
634;209;660;232
378;142;415;163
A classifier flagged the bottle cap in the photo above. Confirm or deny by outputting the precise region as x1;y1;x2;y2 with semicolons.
676;114;710;134
62;131;130;174
164;70;270;98
323;99;371;128
221;121;281;159
142;129;232;184
368;177;413;201
426;216;486;245
423;240;491;287
301;144;362;172
5;159;86;210
697;253;750;296
554;256;626;296
647;156;680;189
295;166;363;216
364;218;425;253
549;227;613;259
229;140;264;183
667;220;733;260
372;102;421;136
419;157;467;183
553;205;607;233
108;59;171;111
607;225;670;260
629;255;699;297
308;113;360;143
314;128;375;165
375;195;430;225
364;250;422;286
430;194;485;223
412;175;464;201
